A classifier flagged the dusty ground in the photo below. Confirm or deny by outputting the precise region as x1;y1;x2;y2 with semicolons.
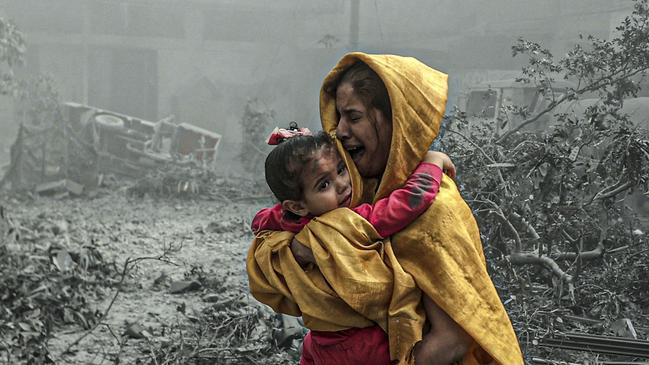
1;189;279;365
2;186;648;365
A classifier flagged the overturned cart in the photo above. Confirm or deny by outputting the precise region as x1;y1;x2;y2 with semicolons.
1;102;222;195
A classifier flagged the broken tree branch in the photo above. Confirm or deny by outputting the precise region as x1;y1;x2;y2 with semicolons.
447;127;511;197
509;251;574;285
497;66;649;144
590;180;634;203
511;212;540;241
475;198;575;290
61;242;181;357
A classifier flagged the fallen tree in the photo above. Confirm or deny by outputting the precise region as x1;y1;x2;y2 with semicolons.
443;0;649;302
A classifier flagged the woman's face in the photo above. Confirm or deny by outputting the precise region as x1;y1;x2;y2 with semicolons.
335;82;392;178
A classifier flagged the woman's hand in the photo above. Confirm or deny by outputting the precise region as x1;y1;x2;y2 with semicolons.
290;237;315;267
424;151;456;179
414;296;472;365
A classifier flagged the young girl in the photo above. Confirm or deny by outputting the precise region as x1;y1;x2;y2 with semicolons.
252;127;454;365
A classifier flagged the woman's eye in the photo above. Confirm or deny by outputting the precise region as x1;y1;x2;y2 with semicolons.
338;165;347;175
349;113;362;122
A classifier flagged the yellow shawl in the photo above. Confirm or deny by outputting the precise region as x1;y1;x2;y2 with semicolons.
247;53;523;364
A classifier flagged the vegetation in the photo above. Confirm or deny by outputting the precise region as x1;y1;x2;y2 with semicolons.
238;99;275;176
443;0;649;360
3;2;649;364
0;207;117;364
0;17;25;95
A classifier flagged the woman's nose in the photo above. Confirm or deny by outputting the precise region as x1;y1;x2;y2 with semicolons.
336;118;350;140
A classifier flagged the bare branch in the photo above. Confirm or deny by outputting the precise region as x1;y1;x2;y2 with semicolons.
447;127;511;196
590;180;634;203
475;198;523;252
496;66;649;144
61;242;181;356
511;212;540;241
509;251;574;285
496;94;569;144
550;245;603;261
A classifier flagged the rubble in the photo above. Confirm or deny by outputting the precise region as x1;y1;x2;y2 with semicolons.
35;179;84;196
2;102;223;196
169;280;202;294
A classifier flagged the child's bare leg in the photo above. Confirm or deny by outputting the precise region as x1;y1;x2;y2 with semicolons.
413;295;472;365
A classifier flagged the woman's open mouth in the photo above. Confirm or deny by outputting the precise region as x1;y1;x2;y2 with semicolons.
346;146;365;163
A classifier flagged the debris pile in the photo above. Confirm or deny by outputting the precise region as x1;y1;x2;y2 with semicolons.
141;279;301;365
1;102;223;197
127;165;270;200
486;241;649;362
0;206;117;364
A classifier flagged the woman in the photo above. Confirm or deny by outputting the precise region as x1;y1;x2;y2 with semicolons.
247;53;523;364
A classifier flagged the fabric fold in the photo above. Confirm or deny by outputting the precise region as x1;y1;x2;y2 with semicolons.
247;52;523;364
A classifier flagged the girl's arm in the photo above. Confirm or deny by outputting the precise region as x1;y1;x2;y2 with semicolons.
251;204;310;234
353;151;450;238
252;207;314;267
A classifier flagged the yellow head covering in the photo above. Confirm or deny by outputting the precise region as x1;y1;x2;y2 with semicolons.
247;52;523;364
320;52;448;203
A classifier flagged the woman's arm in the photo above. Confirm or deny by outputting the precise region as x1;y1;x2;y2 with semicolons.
414;296;472;365
290;236;315;266
247;215;390;333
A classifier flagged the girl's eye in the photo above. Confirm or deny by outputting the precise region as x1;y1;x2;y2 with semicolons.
318;181;330;191
338;164;347;175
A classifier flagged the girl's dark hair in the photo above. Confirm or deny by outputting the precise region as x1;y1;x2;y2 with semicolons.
335;62;392;121
265;131;335;202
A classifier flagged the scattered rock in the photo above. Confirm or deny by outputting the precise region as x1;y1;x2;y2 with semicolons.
157;337;172;346
611;318;638;339
152;271;169;288
124;323;151;339
206;220;232;233
51;220;69;236
35;179;84;197
202;293;221;303
51;249;75;272
186;314;200;323
169;280;202;294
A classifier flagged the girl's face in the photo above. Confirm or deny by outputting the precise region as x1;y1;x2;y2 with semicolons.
335;82;392;179
283;148;352;217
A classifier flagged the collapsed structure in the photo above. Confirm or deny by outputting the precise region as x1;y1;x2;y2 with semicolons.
1;102;222;196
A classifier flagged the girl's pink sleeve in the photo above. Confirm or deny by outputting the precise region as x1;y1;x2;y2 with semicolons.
352;162;443;238
251;203;311;234
251;204;285;233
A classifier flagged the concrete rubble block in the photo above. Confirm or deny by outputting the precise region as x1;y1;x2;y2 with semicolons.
169;280;202;294
611;318;638;339
172;123;222;162
123;322;151;339
35;179;84;196
202;293;221;303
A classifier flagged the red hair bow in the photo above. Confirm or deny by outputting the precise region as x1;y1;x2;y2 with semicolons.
266;126;312;145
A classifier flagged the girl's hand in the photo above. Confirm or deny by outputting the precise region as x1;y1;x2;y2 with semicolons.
290;237;315;267
424;151;456;179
